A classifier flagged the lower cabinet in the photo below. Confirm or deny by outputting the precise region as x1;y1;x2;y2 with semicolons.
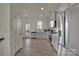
52;34;59;52
31;32;48;39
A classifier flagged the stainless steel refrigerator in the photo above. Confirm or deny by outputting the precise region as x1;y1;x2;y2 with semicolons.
57;3;79;56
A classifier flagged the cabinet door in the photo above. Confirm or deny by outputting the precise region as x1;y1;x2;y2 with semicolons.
52;34;58;51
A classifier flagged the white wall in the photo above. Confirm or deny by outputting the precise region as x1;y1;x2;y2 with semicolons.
0;4;10;56
68;4;79;55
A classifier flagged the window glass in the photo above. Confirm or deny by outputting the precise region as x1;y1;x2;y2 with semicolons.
25;24;30;31
50;20;54;27
37;21;43;30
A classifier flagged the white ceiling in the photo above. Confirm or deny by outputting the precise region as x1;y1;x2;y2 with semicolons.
11;3;61;20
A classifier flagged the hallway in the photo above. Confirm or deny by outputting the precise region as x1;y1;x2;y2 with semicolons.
15;38;57;56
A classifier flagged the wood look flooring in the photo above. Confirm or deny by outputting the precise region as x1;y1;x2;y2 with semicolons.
15;38;57;56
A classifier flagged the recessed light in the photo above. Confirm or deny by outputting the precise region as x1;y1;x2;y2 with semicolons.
25;14;28;17
41;8;44;10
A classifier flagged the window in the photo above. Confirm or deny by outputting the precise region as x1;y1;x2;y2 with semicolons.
37;21;43;30
25;24;30;31
50;20;54;27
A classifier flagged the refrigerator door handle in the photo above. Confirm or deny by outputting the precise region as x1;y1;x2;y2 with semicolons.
63;13;66;47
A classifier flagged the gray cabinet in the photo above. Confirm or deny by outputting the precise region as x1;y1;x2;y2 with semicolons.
52;33;59;51
31;32;48;39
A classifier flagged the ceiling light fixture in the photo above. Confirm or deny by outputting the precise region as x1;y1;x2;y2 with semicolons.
41;8;44;10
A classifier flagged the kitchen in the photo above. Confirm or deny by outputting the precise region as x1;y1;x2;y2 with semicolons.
0;3;79;56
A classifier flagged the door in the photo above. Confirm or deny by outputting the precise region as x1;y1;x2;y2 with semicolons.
57;5;75;56
57;12;66;56
59;12;66;47
25;24;31;38
14;17;23;54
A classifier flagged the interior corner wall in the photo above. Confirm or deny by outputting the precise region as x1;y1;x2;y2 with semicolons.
0;3;10;56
